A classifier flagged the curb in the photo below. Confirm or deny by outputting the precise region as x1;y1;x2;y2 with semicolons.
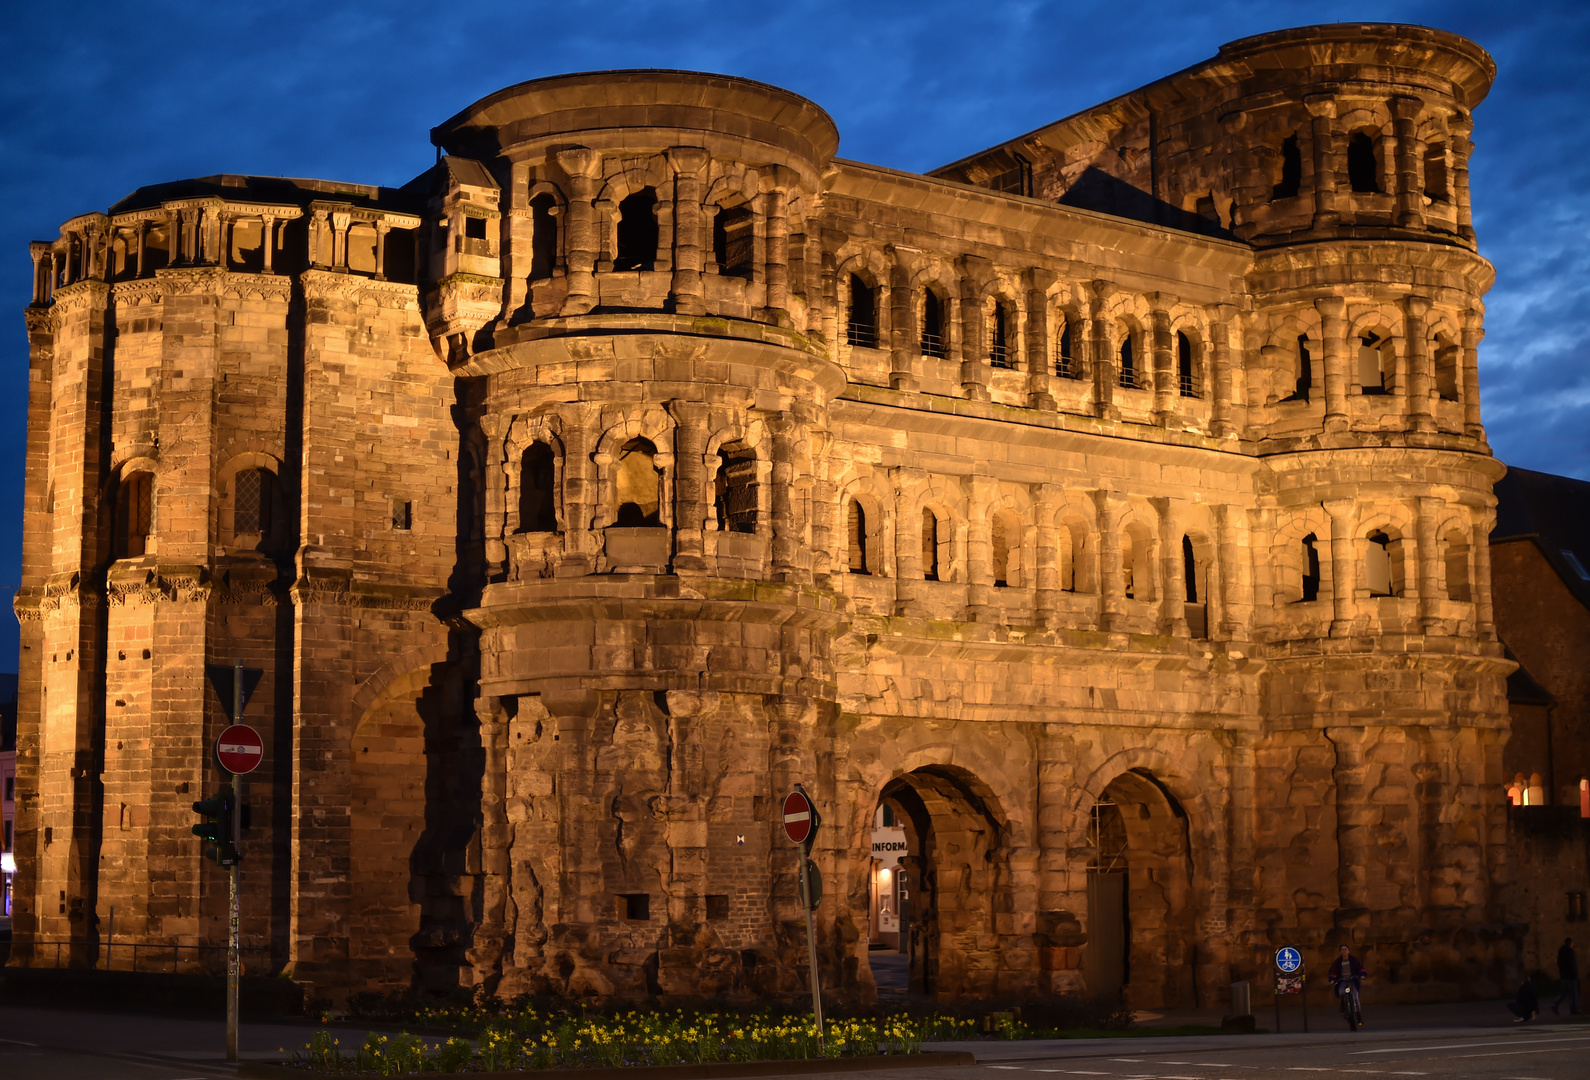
237;1050;977;1079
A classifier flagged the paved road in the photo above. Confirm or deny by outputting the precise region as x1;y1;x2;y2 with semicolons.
0;1002;1585;1079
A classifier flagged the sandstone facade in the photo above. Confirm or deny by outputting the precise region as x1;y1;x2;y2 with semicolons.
11;24;1523;1007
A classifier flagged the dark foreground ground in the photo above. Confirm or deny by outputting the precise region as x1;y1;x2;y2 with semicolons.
0;995;1585;1080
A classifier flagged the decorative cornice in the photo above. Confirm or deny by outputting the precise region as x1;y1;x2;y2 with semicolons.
301;269;420;308
111;278;166;307
152;267;294;301
50;279;111;314
24;306;57;335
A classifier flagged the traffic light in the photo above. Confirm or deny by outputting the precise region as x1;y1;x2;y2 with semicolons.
192;791;239;866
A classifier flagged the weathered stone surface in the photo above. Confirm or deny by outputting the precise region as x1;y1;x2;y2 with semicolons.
10;25;1528;1008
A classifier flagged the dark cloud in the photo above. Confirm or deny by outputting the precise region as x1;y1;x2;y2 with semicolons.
2;1;1585;663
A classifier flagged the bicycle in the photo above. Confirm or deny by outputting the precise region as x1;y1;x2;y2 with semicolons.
1333;974;1364;1031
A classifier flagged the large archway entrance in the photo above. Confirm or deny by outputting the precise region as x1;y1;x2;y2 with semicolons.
1084;769;1195;1009
874;767;1009;1000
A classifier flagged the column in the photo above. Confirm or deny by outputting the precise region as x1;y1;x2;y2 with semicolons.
1324;498;1356;637
1316;296;1349;429
28;242;49;303
670;399;710;571
1472;509;1496;640
967;476;995;622
261;216;276;274
666;147;708;315
1450;117;1475;243
1415;496;1442;632
1094;488;1123;631
1305;94;1339;228
554;404;599;576
1035;485;1060;629
467;695;512;987
1150;300;1175;423
1155;497;1184;634
555;148;602;315
892;467;922;616
1461;313;1484;438
132;221;145;278
216;213;232;271
1210;306;1239;436
503;162;532;317
1026;268;1056;410
762;170;790;324
1225;731;1259;940
1326;726;1374;923
958;255;992;401
1213;504;1249;640
167;210;182;266
373;222;388;280
1090;280;1116;420
331;212;351;270
1404;295;1434;432
888;250;917;391
1392;95;1425;229
769;415;804;582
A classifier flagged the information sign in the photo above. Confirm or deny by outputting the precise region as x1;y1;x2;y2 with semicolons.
1275;946;1303;973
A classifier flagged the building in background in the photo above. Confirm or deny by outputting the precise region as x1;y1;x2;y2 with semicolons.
1490;467;1590;978
13;25;1523;1008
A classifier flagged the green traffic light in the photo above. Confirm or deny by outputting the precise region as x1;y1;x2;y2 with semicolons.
192;792;240;865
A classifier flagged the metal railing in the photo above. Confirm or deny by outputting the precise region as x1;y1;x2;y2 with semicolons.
846;321;879;349
1179;372;1201;398
17;938;273;976
988;343;1013;369
1055;352;1078;379
920;331;946;359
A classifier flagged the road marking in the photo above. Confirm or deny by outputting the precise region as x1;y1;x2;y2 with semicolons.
1354;1034;1590;1055
0;1039;40;1047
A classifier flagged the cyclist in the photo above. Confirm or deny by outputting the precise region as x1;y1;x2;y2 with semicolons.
1328;944;1367;1029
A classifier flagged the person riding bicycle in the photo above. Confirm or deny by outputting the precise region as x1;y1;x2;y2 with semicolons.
1328;945;1367;1018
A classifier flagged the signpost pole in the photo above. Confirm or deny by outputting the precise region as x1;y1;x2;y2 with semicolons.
798;851;824;1052
226;661;242;1063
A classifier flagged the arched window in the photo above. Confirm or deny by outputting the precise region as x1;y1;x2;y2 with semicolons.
1423;142;1448;202
1122;530;1137;599
713;205;755;278
714;444;758;533
1348;132;1380;193
233;467;277;545
1443;529;1471;601
613;188;658;272
991;515;1011;587
1182;536;1199;604
613;438;660;527
114;470;153;559
989;301;1013;369
1272;133;1302;200
1366;530;1394;597
1281;334;1312;403
1118;333;1137;389
1435;342;1461;401
847;499;869;574
848;275;878;348
1182;534;1208;638
529;193;558;281
1359;332;1389;394
921;289;947;358
1177;331;1198;398
1055;316;1076;379
921;508;940;581
1301;532;1321;603
519;441;557;532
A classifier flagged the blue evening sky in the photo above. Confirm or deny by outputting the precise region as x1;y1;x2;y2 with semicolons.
1;1;1586;668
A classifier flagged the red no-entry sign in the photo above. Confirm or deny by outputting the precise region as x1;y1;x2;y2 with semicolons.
216;725;264;775
783;790;815;845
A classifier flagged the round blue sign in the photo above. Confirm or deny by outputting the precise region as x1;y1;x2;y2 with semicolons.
1275;946;1303;973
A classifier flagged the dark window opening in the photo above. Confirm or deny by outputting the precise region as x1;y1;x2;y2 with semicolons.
1436;345;1461;401
706;894;731;920
1182;535;1198;604
613;188;658;272
714;445;758;534
1118;335;1137;389
614;437;661;527
1273;134;1302;200
1424;143;1449;202
1056;319;1076;378
1177;331;1198;398
620;893;651;921
393;499;413;532
1359;332;1387;395
234;468;274;540
463;215;487;240
990;301;1012;368
1569;892;1587;922
1348;132;1380;193
922;508;940;581
519;441;557;532
848;500;869;575
921;289;947;358
1366;530;1393;597
713;205;755;278
114;471;153;559
1301;532;1321;603
986;154;1031;196
529;194;558;281
991;517;1011;587
847;275;878;348
1194;194;1219;223
1282;334;1312;403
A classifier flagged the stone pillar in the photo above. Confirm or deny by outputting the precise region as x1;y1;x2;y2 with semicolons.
1404;295;1434;432
28;241;49;304
1451;117;1475;243
1305;95;1339;228
1026;268;1056;410
468;695;512;992
1224;730;1259;941
769;415;804;582
967;476;995;621
1214;504;1250;640
887;248;918;391
555;404;599;576
1392;95;1425;229
1324;498;1356;637
670;399;710;571
1035;484;1060;629
1095;488;1123;631
331;212;351;270
1315;296;1349;430
1415;495;1442;631
1472;508;1496;640
372;222;388;280
1461;313;1484;438
555;148;603;315
1326;726;1373;926
762;172;790;324
1151;301;1175;424
1155;497;1183;634
1210;307;1238;436
818;250;839;353
957;256;992;401
503;162;532;317
1090;281;1116;420
667;147;708;315
892;467;922;616
260;216;275;274
308;210;328;269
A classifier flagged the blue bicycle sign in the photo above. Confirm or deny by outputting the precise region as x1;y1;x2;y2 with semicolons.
1276;946;1303;973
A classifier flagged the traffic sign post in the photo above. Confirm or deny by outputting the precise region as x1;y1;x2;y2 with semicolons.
783;786;824;1051
1273;946;1308;1033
